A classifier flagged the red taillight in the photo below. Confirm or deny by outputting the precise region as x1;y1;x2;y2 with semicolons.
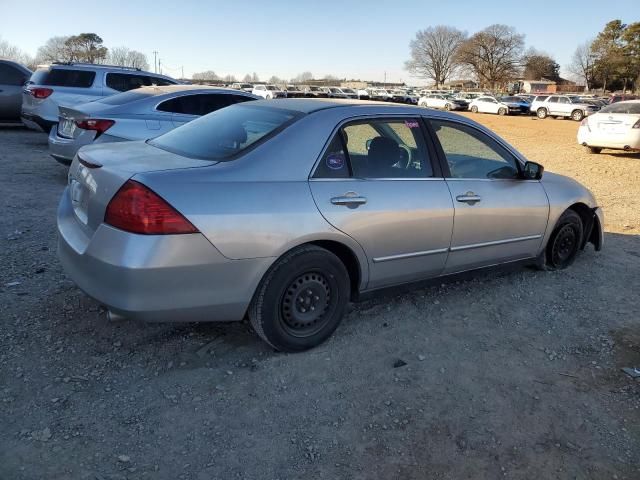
75;119;115;133
104;180;199;235
29;87;53;99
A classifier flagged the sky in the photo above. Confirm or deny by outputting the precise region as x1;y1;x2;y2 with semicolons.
1;0;639;84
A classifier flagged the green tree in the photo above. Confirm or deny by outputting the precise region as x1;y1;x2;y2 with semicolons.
621;22;640;92
522;49;560;80
591;20;626;92
64;33;108;63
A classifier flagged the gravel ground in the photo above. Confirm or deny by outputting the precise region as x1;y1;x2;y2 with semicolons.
1;115;639;480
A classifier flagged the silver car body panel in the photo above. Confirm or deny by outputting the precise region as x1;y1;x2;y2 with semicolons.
57;100;602;323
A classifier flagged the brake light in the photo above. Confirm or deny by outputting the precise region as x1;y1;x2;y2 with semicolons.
105;180;199;235
633;119;640;129
29;87;53;99
75;119;115;133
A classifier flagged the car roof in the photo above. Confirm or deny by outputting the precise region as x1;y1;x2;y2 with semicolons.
247;98;430;114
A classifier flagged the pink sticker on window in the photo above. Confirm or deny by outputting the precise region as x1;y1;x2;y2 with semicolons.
405;121;419;128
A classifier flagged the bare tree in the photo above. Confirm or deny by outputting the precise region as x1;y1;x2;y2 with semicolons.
192;70;219;81
405;26;466;87
106;47;149;70
269;75;283;84
522;48;559;80
251;72;260;82
242;73;253;82
224;74;237;83
568;41;595;90
456;24;524;89
35;36;72;64
0;36;33;66
292;71;313;83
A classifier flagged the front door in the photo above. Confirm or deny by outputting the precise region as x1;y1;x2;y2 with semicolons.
309;117;454;290
428;119;549;274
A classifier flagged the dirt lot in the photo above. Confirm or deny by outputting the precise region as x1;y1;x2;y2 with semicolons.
1;114;639;480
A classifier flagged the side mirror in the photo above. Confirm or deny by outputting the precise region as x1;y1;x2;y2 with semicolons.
522;161;544;180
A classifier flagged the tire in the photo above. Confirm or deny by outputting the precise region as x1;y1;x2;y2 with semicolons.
537;108;548;119
587;146;602;154
539;210;583;270
445;103;451;111
248;245;350;352
471;105;478;113
571;110;584;121
498;107;507;116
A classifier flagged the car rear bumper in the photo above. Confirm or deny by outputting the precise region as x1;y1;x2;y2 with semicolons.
57;189;272;323
577;128;640;150
48;126;99;164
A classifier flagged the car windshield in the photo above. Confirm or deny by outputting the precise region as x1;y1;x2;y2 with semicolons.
342;88;355;94
569;96;582;103
149;105;298;161
241;84;252;88
266;86;277;91
97;89;157;105
309;86;320;91
599;103;640;114
501;97;519;102
330;88;341;93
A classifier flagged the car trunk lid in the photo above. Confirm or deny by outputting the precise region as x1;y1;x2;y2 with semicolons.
67;141;215;234
594;113;640;134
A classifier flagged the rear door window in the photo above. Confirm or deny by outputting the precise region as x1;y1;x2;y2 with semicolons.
32;68;95;88
157;94;235;116
106;73;149;92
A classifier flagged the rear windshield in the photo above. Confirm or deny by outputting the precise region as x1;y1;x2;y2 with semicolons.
98;90;156;105
149;104;298;161
30;68;95;88
599;103;640;114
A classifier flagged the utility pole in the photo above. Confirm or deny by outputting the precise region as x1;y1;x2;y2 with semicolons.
158;58;161;75
181;66;184;79
153;51;158;73
384;71;387;88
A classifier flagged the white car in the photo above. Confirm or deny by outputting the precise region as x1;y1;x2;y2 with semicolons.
577;100;640;154
252;84;286;99
418;94;466;110
468;96;521;115
531;94;599;121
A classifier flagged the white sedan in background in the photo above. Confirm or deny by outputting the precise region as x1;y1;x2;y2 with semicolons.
577;100;640;154
252;84;287;99
468;96;521;115
418;94;467;110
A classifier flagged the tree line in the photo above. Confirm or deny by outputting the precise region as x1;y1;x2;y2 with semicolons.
406;20;639;92
0;33;149;71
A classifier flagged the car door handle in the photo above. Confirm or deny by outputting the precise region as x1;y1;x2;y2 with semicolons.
456;192;482;205
331;194;367;207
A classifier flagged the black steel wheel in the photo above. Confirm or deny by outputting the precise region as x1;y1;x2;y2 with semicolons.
543;210;583;270
249;245;350;352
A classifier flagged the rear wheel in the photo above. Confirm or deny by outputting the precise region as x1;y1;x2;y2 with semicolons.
498;107;507;115
587;146;602;154
445;103;451;111
248;245;350;352
471;105;478;113
572;110;585;121
537;108;548;119
539;210;583;270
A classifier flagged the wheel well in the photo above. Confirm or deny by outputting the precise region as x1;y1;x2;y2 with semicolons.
568;202;594;248
309;240;361;299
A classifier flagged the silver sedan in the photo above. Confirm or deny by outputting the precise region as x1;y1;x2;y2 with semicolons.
57;99;603;352
48;85;258;164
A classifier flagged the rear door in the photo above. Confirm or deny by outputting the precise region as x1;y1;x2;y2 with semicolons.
546;96;560;115
309;117;454;290
0;63;29;121
428;118;549;274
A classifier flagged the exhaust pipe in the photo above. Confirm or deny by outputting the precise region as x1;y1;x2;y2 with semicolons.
107;310;126;322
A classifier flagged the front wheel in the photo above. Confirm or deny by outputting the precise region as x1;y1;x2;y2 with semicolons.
498;107;507;115
470;105;478;113
587;146;602;154
537;108;548;119
539;210;583;270
444;103;451;111
248;245;350;352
